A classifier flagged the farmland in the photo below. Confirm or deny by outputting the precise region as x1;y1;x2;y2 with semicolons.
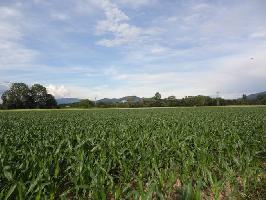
0;107;265;199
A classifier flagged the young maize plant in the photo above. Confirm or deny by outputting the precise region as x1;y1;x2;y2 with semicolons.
0;107;265;199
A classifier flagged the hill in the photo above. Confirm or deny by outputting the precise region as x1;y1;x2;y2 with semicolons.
56;98;81;105
247;91;266;100
97;96;142;104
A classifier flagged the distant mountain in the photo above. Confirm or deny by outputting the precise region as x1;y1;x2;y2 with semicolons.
121;96;142;102
56;98;81;105
97;96;142;104
97;98;119;104
247;91;266;100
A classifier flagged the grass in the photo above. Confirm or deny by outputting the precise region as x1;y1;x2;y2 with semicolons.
0;107;265;199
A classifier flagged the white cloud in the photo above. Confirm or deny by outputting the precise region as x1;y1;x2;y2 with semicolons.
95;0;143;47
50;13;69;21
83;43;266;99
1;0;265;100
250;29;266;38
0;6;38;69
0;6;21;17
149;45;169;55
0;41;38;68
115;0;156;8
44;45;266;99
192;3;211;11
46;84;71;98
96;23;141;47
0;7;22;40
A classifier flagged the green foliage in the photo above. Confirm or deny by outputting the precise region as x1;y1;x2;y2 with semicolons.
154;92;162;100
167;96;176;100
1;83;57;109
257;94;266;105
58;93;266;109
182;95;214;106
1;83;33;109
60;99;95;109
77;99;94;108
0;107;265;199
31;84;48;108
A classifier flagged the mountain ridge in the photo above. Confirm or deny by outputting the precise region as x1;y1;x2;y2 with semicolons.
56;98;81;105
96;96;142;104
1;85;265;104
247;91;266;100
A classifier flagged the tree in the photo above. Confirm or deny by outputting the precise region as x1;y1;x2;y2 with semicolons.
257;94;266;105
1;91;10;108
45;94;57;108
182;95;213;106
154;92;161;100
79;99;94;108
194;95;209;106
241;94;248;105
31;84;48;108
1;83;33;109
1;83;57;109
167;96;176;100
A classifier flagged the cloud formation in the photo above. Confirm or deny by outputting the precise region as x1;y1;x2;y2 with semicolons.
0;6;38;69
95;0;142;46
0;0;265;99
46;84;71;98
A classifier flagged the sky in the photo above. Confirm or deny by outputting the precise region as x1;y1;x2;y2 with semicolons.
0;0;266;99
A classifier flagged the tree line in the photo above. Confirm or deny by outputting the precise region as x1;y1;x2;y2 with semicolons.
1;83;266;109
0;83;57;109
60;92;266;109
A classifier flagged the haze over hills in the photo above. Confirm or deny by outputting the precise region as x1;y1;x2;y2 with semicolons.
55;92;266;105
56;98;81;105
247;91;266;100
97;96;142;104
0;82;265;105
55;96;142;105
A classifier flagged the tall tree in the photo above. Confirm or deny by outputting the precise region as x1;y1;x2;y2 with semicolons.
242;94;247;104
31;84;49;108
1;83;57;109
154;92;161;100
45;94;58;108
1;83;33;109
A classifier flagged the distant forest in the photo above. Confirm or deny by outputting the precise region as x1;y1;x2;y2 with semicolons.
63;92;266;109
1;83;266;109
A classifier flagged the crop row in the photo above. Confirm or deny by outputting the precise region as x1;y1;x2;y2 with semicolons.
0;107;265;199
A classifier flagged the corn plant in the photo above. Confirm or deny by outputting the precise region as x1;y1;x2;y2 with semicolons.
0;107;265;199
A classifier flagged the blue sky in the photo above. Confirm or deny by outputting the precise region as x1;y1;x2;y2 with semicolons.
0;0;266;99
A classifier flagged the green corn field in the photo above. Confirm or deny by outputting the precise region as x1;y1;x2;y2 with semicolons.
0;107;265;199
